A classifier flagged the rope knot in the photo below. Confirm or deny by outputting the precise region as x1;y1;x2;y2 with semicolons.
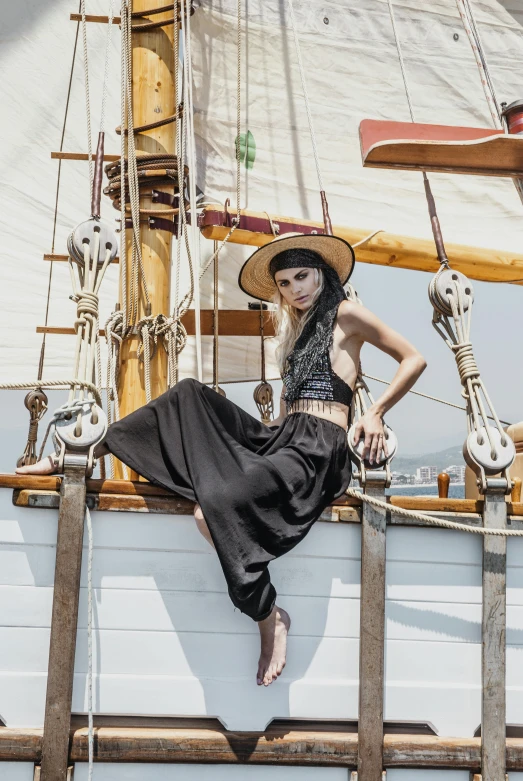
451;342;480;386
76;291;100;321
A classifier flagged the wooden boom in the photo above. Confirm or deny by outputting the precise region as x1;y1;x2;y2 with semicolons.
200;204;523;286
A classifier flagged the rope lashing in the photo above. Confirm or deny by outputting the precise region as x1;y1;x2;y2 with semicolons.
346;487;523;537
429;267;508;458
17;390;49;468
137;313;189;402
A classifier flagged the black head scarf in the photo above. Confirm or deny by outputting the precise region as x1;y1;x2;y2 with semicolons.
270;248;347;406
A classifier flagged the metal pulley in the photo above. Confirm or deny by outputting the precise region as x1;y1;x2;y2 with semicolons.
67;218;118;267
68;131;118;268
348;422;398;470
464;425;516;477
428;268;474;317
53;399;108;476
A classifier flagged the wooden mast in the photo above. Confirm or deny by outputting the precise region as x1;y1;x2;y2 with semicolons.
116;1;177;478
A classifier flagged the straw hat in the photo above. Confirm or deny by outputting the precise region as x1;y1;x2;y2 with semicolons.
238;232;355;302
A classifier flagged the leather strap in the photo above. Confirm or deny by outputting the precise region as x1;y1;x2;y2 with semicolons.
198;209;326;237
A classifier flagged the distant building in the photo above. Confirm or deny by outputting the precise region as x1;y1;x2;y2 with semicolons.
416;466;438;484
444;465;466;483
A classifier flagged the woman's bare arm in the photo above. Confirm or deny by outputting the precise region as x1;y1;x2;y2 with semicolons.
338;301;426;464
264;385;287;427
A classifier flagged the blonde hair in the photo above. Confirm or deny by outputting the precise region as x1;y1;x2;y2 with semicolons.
272;268;325;374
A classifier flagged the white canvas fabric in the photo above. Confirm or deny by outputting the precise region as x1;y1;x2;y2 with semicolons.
1;0;522;385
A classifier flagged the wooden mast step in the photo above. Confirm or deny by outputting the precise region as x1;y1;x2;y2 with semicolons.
359;119;523;177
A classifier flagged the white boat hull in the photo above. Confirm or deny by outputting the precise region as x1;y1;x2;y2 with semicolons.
2;488;523;777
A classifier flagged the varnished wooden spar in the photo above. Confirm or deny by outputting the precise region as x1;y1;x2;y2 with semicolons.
200;205;523;286
3;726;523;769
4;474;523;516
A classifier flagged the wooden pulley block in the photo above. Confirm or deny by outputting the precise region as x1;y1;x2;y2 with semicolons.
67;218;119;267
23;388;48;414
253;381;274;423
429;268;474;317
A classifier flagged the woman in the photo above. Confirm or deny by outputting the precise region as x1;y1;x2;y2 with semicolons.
17;233;426;687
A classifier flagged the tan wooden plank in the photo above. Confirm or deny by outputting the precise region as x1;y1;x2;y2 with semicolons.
200;204;523;286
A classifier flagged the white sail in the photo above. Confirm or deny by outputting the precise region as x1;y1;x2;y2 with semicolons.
1;0;523;400
192;0;523;247
0;0;275;385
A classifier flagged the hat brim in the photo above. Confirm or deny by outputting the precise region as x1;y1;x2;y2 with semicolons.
238;233;355;302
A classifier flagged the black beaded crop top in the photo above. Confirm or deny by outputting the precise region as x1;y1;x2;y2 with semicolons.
282;351;354;412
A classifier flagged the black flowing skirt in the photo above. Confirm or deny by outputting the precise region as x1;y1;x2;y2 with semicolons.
104;378;352;621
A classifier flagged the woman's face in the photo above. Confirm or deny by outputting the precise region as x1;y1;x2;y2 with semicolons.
274;266;320;311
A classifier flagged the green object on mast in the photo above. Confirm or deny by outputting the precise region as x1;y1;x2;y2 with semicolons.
236;130;256;169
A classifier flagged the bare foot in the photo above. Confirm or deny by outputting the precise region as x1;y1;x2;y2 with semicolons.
257;605;291;686
15;455;58;476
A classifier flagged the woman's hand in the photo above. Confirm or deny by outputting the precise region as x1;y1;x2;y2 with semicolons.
352;407;388;465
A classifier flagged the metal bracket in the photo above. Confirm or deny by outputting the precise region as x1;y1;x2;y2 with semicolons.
358;469;388;781
480;480;508;781
40;460;88;781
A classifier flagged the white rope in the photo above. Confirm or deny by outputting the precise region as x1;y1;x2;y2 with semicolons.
235;0;242;220
99;0;115;134
182;0;203;381
286;0;324;191
85;504;94;780
104;310;129;479
454;0;523;206
0;380;101;406
119;0;128;330
347;487;523;536
352;229;384;249
81;0;94;196
454;0;501;128
386;0;416;123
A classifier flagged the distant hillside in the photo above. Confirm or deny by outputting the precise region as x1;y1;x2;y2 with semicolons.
392;445;464;475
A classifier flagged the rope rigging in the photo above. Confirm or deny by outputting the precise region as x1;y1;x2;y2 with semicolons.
454;0;523;207
357;0;517;498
